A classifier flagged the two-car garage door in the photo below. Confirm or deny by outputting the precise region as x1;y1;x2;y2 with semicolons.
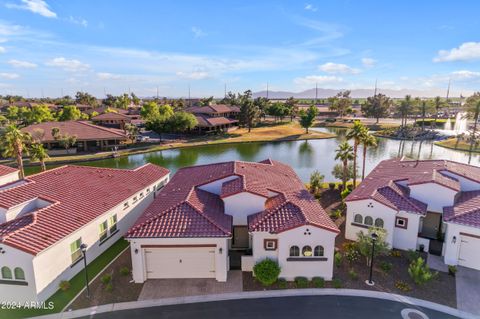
459;234;480;270
144;246;216;279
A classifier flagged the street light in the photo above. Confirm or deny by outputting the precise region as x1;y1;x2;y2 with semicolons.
80;243;90;299
365;232;378;286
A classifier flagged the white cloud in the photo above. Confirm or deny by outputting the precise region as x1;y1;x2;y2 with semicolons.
450;70;480;80
0;72;20;79
96;72;123;80
67;16;88;27
45;57;90;72
191;27;206;38
6;0;57;18
361;57;376;67
176;71;209;80
294;75;343;85
293;16;344;45
434;42;480;62
319;62;360;74
304;3;318;11
8;59;37;68
0;46;5;53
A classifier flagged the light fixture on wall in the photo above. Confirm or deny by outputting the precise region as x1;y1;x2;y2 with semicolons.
219;248;223;254
452;236;456;244
134;248;139;254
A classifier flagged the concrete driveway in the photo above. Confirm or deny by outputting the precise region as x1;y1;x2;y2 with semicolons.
138;271;242;300
456;266;480;316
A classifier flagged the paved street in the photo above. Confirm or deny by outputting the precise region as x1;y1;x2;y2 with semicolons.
80;296;461;319
456;267;480;316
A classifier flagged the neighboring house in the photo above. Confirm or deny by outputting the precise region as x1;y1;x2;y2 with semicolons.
185;105;239;133
91;112;132;130
126;159;339;283
0;164;169;303
22;121;128;154
0;165;20;186
345;158;480;270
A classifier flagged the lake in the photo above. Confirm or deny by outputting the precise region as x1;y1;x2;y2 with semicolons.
24;127;480;181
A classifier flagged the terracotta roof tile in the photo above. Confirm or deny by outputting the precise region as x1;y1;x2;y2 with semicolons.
0;165;18;178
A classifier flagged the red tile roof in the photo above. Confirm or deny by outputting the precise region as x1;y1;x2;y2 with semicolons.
195;115;238;127
186;104;240;114
444;191;480;227
0;165;18;178
22;121;128;142
0;164;169;255
127;160;338;238
91;112;132;121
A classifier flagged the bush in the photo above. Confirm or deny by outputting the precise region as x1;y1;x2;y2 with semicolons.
312;277;325;288
328;182;335;190
59;280;70;292
253;259;281;286
407;249;420;262
332;278;342;288
120;267;130;276
348;269;358;280
408;257;437;285
341;188;351;199
390;250;402;258
310;170;325;194
344;242;360;264
295;276;309;288
448;265;457;276
330;209;342;220
395;280;411;292
101;274;112;285
380;261;392;273
105;283;113;292
277;278;287;289
334;252;343;268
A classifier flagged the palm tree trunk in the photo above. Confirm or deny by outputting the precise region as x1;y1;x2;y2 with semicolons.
352;142;357;188
362;144;367;180
343;159;348;190
15;147;25;179
41;160;46;172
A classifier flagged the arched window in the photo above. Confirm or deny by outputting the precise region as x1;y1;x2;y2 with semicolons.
375;218;384;228
289;246;300;257
14;267;25;280
364;216;373;226
354;214;363;224
302;245;313;257
314;245;324;257
1;266;12;279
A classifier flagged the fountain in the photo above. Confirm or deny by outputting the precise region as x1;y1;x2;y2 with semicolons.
453;112;468;135
444;118;452;131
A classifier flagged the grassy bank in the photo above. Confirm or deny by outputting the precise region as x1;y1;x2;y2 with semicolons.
435;138;480;153
318;121;399;131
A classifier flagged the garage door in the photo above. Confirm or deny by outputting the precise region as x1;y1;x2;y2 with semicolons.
144;246;216;279
459;234;480;270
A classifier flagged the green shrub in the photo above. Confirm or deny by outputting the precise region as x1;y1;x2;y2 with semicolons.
328;182;335;190
277;278;287;289
330;209;342;219
59;280;70;292
380;261;392;273
390;250;402;257
341;188;351;199
312;277;325;288
348;269;358;280
334;252;343;267
344;242;360;264
408;257;437;285
295;276;309;288
120;267;130;276
448;265;457;276
253;259;281;286
105;283;113;292
310;170;325;194
332;278;342;288
101;274;112;285
395;280;411;292
407;249;420;262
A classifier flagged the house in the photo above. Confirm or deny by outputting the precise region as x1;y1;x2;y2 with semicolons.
126;159;339;283
0;165;20;186
0;164;169;303
22;121;128;154
185;104;239;133
345;158;480;271
91;112;132;130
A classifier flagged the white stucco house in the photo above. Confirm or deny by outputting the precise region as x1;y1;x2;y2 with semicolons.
0;164;169;303
345;158;480;270
127;159;339;282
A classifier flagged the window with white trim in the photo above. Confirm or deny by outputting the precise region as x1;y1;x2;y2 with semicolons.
14;267;25;280
70;238;82;263
354;214;363;224
99;220;108;242
109;214;118;234
364;216;373;226
314;245;324;257
375;218;384;228
289;245;300;256
1;266;12;279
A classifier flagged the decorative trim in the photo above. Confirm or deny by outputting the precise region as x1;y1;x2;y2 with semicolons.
0;279;28;286
287;257;328;262
351;222;370;229
395;217;408;229
460;232;480;240
141;244;216;248
263;239;278;251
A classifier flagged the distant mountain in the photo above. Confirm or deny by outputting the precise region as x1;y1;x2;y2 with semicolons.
253;87;467;99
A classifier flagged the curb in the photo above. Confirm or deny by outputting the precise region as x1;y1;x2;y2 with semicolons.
31;289;478;319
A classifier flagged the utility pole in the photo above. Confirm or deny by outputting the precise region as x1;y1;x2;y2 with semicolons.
224;83;227;98
266;82;269;99
188;84;191;107
103;87;107;97
315;82;318;105
374;78;378;96
156;86;159;100
61;88;64;97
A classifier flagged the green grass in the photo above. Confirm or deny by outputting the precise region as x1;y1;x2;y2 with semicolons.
1;239;129;319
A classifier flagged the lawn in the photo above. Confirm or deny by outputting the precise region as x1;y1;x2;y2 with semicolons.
0;239;129;319
435;137;480;153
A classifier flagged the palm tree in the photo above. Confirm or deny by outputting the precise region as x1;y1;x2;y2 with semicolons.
433;96;443;128
29;143;49;172
360;134;378;180
0;125;31;179
334;141;354;190
346;122;367;188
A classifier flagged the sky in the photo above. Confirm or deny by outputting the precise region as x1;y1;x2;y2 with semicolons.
0;0;480;98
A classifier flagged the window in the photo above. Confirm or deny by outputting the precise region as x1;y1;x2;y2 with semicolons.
364;216;373;226
99;220;108;242
375;218;384;228
132;196;138;204
314;246;324;257
302;245;313;257
395;217;408;229
70;238;82;263
109;214;118;233
139;192;144;198
14;267;25;280
146;188;150;193
354;214;363;224
289;246;300;257
123;202;129;210
1;266;12;279
264;239;277;251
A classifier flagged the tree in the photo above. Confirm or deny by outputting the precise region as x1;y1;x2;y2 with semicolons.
253;97;269;121
408;257;436;285
238;90;259;132
266;102;288;123
145;104;175;139
299;105;318;133
199;96;214;106
124;124;139;143
396;95;413;127
253;259;281;286
29;143;49;172
334;142;354;190
5;106;20;121
130;92;141;106
309;170;324;193
103;94;117;107
51;127;60;140
360;134;378;180
346;122;368;188
284;96;298;121
0;125;32;179
357;228;389;266
167;112;198;132
329;91;352;118
140;101;160;120
58;105;82;121
59;134;77;154
23;104;54;125
75;91;97;106
114;93;131;109
361;94;392;123
433;96;444;128
332;163;355;186
220;91;239;105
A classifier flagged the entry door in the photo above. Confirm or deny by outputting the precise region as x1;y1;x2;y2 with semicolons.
459;235;480;270
422;212;441;239
232;226;249;248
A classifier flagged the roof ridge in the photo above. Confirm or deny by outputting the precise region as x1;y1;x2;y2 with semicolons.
77;121;127;137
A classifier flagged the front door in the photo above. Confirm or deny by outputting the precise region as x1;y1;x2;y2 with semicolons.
421;212;442;239
232;226;249;248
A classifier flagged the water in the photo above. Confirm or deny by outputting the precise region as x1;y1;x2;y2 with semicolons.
453;112;468;134
24;127;480;181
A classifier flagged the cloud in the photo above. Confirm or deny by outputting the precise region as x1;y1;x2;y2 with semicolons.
293;17;344;46
294;75;343;85
361;57;376;67
304;4;318;11
67;16;88;27
176;71;209;80
434;42;480;62
191;27;207;38
0;72;20;79
319;62;360;74
8;59;37;68
0;46;5;53
96;72;123;80
45;57;90;71
6;0;57;18
450;70;480;80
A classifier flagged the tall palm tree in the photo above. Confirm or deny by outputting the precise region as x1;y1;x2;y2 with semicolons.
0;125;31;179
360;134;378;180
346;122;367;188
433;96;443;128
334;141;354;190
29;143;49;172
